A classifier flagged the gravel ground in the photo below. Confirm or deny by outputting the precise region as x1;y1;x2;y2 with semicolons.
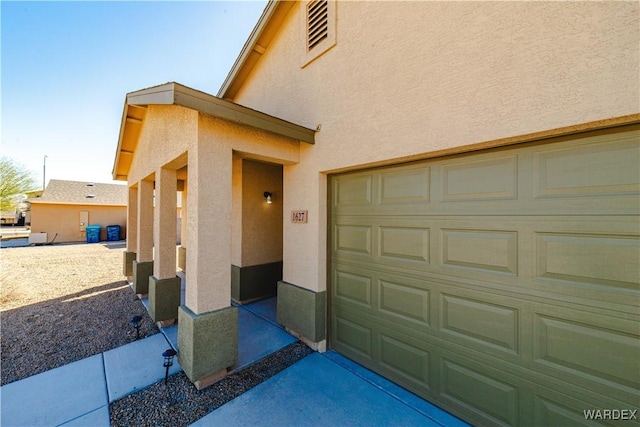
111;341;313;427
2;241;316;425
1;242;158;385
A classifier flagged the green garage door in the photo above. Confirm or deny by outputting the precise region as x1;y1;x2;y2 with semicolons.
330;126;640;426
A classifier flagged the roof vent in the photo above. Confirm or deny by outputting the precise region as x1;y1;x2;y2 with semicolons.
86;194;96;199
87;183;95;187
307;0;328;51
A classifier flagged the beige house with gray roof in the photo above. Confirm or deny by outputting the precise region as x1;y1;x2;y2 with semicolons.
29;180;127;243
113;1;639;424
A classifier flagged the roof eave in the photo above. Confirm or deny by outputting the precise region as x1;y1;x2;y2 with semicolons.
30;201;127;207
218;1;295;100
172;83;315;144
112;100;130;181
112;81;315;181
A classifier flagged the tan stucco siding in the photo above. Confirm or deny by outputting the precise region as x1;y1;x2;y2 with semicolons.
30;204;126;243
241;159;283;267
128;105;197;185
231;1;639;293
235;1;639;168
199;115;301;165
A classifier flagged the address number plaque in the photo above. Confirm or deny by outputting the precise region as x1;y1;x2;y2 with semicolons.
291;210;308;223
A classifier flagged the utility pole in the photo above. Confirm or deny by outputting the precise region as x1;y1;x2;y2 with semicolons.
43;155;47;190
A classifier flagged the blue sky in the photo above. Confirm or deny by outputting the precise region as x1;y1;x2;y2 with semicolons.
1;1;267;187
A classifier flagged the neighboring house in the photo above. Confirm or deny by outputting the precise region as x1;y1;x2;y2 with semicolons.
112;2;639;425
0;211;17;225
21;190;44;225
30;180;127;243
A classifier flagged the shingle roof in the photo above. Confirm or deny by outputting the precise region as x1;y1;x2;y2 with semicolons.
30;180;127;206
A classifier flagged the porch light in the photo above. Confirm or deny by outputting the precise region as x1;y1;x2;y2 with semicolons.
264;192;273;204
129;315;142;339
162;349;177;384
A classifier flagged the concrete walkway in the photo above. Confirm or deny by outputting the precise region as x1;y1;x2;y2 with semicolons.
192;351;467;427
1;296;466;427
0;333;180;426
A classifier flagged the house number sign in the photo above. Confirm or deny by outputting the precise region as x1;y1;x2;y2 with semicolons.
291;210;308;223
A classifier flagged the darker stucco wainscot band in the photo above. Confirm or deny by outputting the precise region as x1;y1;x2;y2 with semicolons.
132;260;153;294
149;276;181;322
123;251;136;277
178;305;238;388
277;281;326;344
232;261;282;303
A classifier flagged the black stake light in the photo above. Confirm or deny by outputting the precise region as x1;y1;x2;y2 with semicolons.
163;349;177;384
129;315;142;339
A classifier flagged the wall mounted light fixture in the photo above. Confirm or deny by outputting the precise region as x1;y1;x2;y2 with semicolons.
264;192;273;204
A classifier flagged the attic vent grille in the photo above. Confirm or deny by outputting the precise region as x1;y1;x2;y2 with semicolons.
307;0;328;51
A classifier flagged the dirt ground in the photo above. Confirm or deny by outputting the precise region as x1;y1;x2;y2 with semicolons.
1;242;158;385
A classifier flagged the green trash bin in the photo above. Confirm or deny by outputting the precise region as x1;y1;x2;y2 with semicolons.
86;225;101;243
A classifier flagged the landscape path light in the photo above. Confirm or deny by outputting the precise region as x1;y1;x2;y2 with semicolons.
129;315;142;339
163;349;177;384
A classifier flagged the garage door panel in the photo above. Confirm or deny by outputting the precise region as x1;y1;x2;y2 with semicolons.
536;232;640;292
440;356;521;427
532;395;606;427
440;153;518;202
532;311;640;401
442;228;518;276
378;165;430;205
379;278;431;326
531;383;638;427
333;312;374;361
533;133;640;199
333;173;373;207
379;225;430;265
440;293;520;356
379;332;431;393
334;223;372;255
333;269;372;308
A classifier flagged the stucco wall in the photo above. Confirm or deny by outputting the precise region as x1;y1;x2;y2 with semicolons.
128;105;197;185
236;1;639;156
230;1;640;292
30;204;126;243
241;159;283;266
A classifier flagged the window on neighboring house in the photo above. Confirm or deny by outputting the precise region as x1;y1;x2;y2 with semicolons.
303;0;336;67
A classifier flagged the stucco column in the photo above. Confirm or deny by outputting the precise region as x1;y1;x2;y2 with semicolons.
178;184;188;271
178;143;237;389
123;185;138;277
184;145;232;314
153;167;177;280
149;167;181;323
278;166;327;351
126;186;138;253
137;179;154;262
132;178;154;294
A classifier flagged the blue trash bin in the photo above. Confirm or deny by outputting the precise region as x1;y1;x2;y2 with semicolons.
86;225;101;243
106;225;121;241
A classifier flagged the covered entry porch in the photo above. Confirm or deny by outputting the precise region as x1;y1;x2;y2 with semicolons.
113;82;315;388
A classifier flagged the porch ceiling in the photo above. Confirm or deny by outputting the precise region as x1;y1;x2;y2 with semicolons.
112;82;315;181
